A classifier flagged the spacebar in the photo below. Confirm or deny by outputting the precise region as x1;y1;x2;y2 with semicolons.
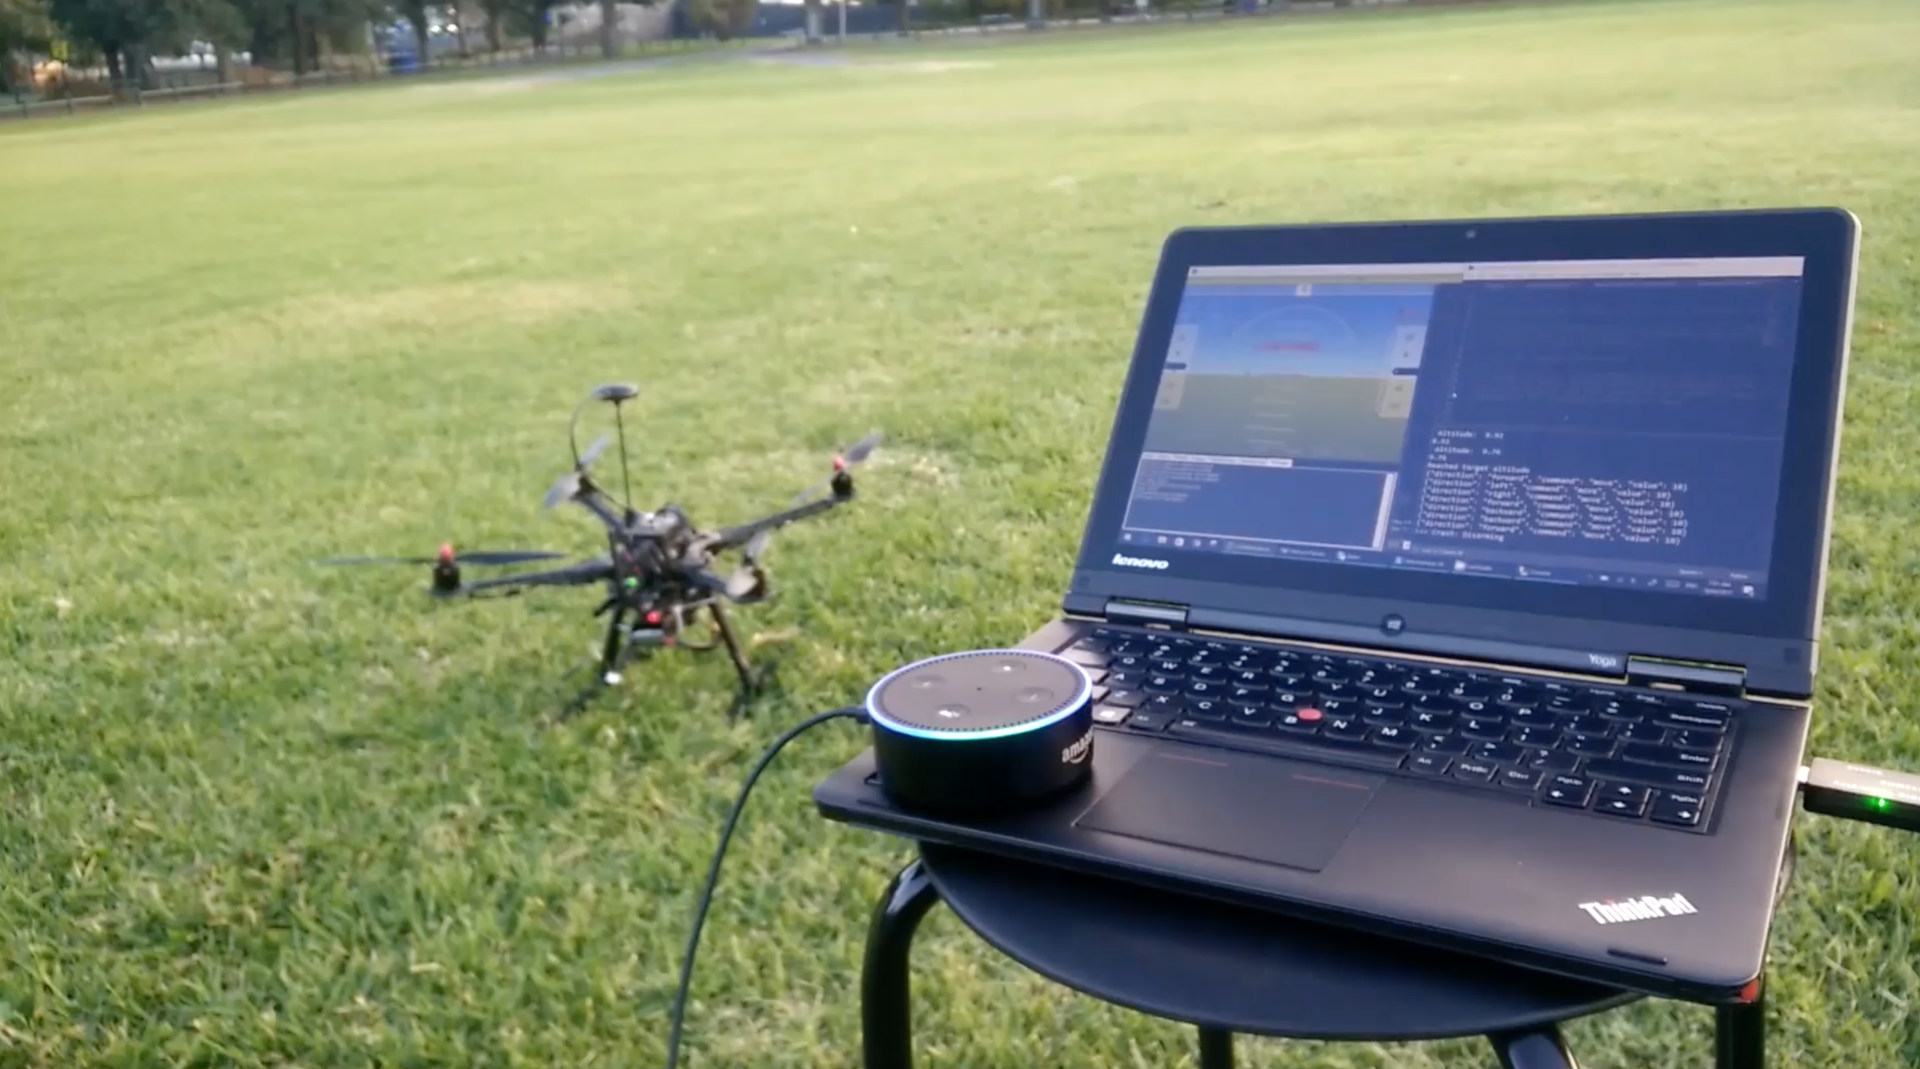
1163;720;1407;771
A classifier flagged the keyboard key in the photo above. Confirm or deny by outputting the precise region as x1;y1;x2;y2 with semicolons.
1460;717;1506;740
1510;725;1561;749
1231;705;1273;727
1163;719;1408;770
1230;670;1265;687
1650;792;1703;826
1565;733;1615;757
1145;675;1182;694
1473;741;1525;763
1542;775;1593;807
1190;664;1228;682
1361;704;1406;725
1363;687;1405;707
1409;709;1456;731
1422;734;1471;756
1145;693;1184;714
1324;717;1369;741
1064;647;1109;668
1499;768;1541;791
1271;689;1307;710
1407;753;1451;776
1617;722;1667;743
1452;760;1499;784
1186;698;1228;721
1495;686;1542;707
1227;686;1266;705
1583;759;1712;792
1656;711;1729;733
1531;751;1582;773
1596;795;1647;818
1184;680;1224;699
1274;712;1317;733
1566;715;1613;737
1092;704;1131;724
1669;730;1722;752
1371;724;1417;749
1127;709;1174;732
1618;742;1717;770
1104;689;1145;708
1110;654;1147;673
1596;782;1650;807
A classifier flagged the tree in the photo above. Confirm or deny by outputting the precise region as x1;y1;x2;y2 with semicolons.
45;0;175;86
1;0;53;92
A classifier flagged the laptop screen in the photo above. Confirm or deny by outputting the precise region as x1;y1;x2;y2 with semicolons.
1114;255;1804;602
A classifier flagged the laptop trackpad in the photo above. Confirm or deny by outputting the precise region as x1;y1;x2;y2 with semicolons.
1074;749;1383;872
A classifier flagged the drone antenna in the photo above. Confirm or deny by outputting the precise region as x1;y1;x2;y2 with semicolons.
614;400;635;512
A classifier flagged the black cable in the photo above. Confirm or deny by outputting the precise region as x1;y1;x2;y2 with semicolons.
662;705;868;1069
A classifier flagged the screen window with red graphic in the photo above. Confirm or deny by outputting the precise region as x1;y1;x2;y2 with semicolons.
1117;258;1804;600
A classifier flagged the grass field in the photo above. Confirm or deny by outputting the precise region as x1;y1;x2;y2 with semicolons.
5;0;1920;1065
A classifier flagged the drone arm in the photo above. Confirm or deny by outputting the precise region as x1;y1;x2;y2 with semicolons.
710;493;846;552
570;488;630;533
453;557;616;596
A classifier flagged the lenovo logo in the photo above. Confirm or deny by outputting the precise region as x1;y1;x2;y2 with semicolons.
1578;893;1697;925
1112;553;1170;570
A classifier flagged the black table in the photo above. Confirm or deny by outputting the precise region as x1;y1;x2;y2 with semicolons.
860;841;1783;1069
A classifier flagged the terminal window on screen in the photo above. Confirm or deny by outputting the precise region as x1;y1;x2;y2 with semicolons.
1117;257;1806;600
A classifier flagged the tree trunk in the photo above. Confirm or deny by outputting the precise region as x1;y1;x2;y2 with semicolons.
486;9;502;50
803;0;820;42
599;0;618;57
414;19;430;67
105;47;124;88
288;2;306;74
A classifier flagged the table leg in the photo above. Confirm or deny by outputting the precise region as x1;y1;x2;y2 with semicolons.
1715;985;1765;1069
862;858;941;1069
1490;1026;1578;1069
1197;1026;1234;1069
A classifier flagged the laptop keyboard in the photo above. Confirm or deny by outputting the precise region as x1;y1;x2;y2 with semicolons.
1065;626;1735;833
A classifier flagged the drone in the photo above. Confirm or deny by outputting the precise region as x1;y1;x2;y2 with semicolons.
319;383;881;719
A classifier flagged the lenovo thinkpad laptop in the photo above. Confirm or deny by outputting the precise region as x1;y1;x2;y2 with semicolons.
815;207;1859;1003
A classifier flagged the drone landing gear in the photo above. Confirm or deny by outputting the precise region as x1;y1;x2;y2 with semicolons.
708;601;772;722
555;600;770;722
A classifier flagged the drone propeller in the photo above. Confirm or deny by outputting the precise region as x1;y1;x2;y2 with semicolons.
317;546;566;567
792;430;884;506
543;434;613;510
722;529;773;600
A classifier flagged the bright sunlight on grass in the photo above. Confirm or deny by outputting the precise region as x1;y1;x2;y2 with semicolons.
3;0;1918;1064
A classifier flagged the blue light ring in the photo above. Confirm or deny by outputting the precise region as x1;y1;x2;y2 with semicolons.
864;650;1092;741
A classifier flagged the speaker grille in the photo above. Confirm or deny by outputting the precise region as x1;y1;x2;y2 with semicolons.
868;650;1089;735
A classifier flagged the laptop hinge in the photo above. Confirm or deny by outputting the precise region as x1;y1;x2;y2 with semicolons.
1625;655;1746;698
1103;598;1189;630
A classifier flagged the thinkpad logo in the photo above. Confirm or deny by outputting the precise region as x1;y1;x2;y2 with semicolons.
1112;553;1170;570
1578;893;1697;925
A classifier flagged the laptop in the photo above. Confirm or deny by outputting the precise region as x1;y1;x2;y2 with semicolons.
814;207;1859;1003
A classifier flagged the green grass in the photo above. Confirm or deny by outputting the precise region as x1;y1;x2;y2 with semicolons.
4;0;1919;1064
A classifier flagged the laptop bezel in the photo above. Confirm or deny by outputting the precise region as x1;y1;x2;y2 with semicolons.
1062;208;1859;699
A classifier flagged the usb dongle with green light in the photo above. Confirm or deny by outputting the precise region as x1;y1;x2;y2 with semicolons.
1798;758;1920;834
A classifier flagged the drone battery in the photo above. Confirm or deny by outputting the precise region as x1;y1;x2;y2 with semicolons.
864;649;1094;816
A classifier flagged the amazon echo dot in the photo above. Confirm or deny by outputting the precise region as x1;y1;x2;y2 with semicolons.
864;649;1095;816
